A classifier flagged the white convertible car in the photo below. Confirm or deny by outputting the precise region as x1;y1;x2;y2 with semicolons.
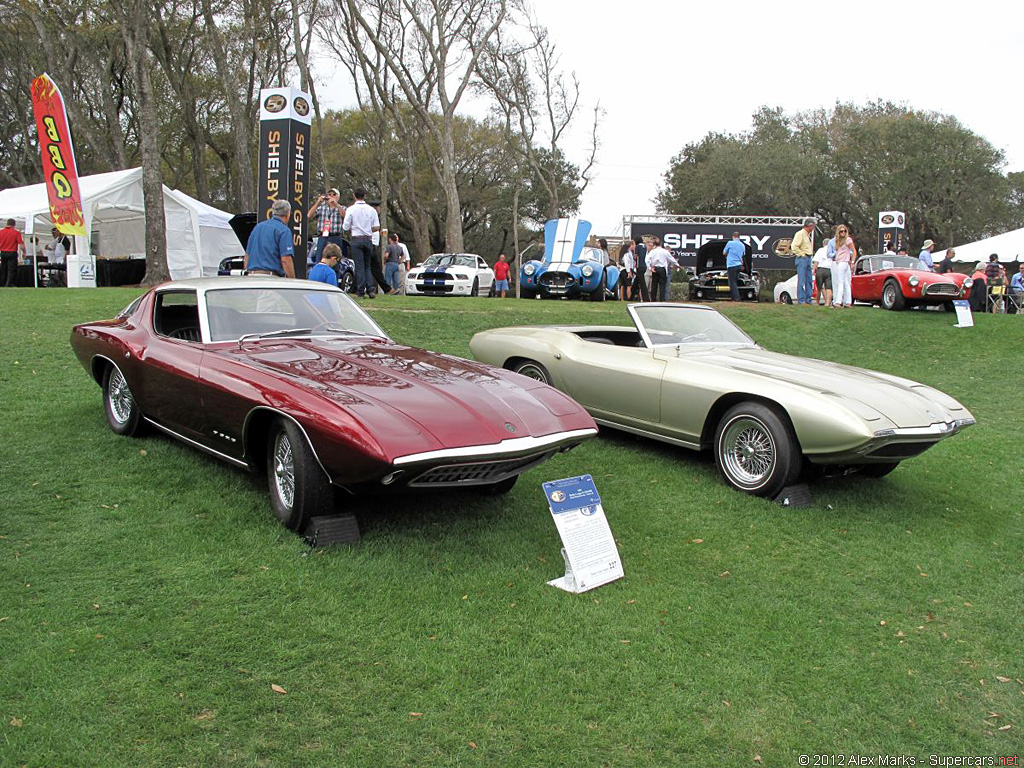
406;253;495;297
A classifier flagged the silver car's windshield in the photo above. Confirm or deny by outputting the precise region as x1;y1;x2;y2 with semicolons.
205;287;387;342
631;305;754;347
423;254;476;268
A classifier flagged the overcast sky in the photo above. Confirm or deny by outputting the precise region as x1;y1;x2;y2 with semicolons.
317;0;1024;237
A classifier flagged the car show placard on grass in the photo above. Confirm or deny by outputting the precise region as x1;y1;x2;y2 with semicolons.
543;475;623;593
952;299;974;328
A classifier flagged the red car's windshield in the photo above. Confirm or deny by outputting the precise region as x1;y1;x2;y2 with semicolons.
205;287;385;342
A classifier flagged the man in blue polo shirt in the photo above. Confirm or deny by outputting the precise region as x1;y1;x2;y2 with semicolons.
723;231;745;301
245;199;295;278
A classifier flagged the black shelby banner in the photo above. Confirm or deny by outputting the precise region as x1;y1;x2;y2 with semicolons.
877;210;906;254
258;86;312;278
629;219;806;270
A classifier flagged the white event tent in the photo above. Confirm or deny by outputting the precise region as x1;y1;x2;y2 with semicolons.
0;168;243;281
948;227;1024;265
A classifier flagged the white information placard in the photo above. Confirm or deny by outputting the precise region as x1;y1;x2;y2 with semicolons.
952;299;973;328
542;475;623;593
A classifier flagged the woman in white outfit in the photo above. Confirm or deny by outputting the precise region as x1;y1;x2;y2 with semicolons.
830;225;856;307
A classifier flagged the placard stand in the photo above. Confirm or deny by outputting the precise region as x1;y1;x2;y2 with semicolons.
952;300;973;328
543;475;623;594
548;548;579;593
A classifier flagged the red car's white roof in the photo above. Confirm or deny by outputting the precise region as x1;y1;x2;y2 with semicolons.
157;276;340;293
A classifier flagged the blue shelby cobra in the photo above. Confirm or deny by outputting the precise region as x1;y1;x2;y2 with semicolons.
520;218;620;300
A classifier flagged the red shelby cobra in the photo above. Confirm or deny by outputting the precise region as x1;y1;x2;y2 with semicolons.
71;278;597;530
851;254;972;310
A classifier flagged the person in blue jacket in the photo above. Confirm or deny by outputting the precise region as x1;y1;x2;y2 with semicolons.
723;232;746;301
308;243;341;287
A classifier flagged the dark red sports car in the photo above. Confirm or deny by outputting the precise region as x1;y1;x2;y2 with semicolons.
851;254;972;310
71;278;597;530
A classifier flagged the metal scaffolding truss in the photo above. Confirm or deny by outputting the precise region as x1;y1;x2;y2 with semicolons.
623;213;807;228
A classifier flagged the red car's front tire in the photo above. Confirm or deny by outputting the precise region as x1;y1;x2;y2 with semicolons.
881;280;906;311
267;418;333;531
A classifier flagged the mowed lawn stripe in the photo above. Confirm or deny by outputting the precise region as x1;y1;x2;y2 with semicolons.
1;287;1020;766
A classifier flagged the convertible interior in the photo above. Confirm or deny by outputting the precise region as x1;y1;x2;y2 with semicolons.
573;329;646;347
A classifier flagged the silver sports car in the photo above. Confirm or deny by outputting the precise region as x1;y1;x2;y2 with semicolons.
469;303;975;498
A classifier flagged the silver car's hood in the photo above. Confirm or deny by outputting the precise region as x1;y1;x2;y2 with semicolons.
664;345;969;427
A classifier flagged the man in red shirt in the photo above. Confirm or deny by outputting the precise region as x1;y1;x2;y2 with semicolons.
0;219;26;287
493;252;511;298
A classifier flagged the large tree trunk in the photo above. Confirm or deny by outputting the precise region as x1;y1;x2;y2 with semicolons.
291;0;329;189
439;123;463;252
124;1;169;285
200;0;255;210
409;212;431;264
152;16;209;200
512;184;520;297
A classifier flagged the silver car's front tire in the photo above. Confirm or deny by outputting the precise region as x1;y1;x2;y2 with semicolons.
511;360;551;385
714;403;799;498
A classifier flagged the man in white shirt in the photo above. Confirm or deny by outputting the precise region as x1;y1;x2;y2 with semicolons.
44;227;69;265
812;243;832;306
620;246;635;300
342;187;381;297
646;237;678;302
44;227;70;286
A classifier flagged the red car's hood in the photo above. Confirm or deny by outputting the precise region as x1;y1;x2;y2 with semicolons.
884;268;959;285
221;338;590;452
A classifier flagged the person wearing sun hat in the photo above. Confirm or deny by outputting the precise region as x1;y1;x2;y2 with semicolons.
918;239;936;271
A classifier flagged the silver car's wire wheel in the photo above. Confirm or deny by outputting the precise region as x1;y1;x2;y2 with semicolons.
107;367;135;425
272;430;296;510
513;361;551;384
720;415;777;488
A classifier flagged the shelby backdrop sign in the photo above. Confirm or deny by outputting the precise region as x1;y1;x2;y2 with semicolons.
877;210;906;254
258;86;312;278
626;215;809;270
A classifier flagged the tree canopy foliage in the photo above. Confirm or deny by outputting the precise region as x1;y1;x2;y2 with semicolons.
317;106;582;259
0;0;596;271
657;103;1023;249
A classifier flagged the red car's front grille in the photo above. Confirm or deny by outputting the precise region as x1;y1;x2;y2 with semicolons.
925;283;959;297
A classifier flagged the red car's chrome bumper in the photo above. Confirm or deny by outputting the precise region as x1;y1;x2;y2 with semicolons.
392;428;597;466
377;428;598;488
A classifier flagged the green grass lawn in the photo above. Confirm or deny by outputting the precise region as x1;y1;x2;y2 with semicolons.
1;288;1021;766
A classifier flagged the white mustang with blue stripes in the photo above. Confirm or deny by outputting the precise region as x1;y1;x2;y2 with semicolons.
406;253;495;297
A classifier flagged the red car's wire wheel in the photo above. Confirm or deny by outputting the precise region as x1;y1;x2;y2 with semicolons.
272;430;296;510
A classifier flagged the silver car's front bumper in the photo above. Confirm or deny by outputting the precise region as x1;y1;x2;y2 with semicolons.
809;417;976;464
